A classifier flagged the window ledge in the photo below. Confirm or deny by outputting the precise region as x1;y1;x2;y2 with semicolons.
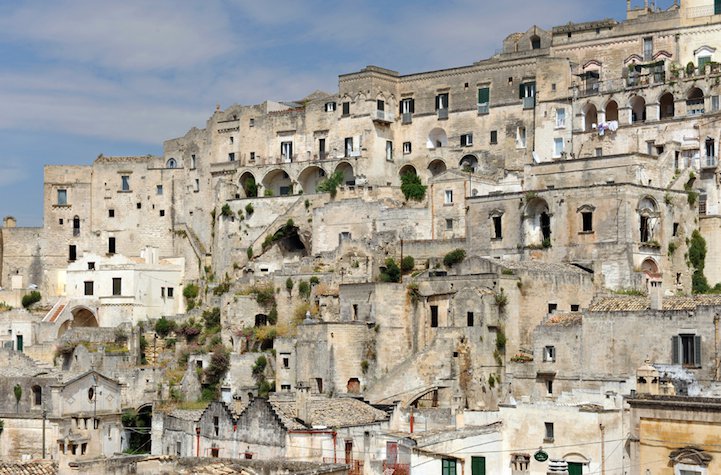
117;190;132;193
53;204;71;208
554;126;566;130
491;237;503;241
543;437;555;443
578;230;595;235
444;203;454;207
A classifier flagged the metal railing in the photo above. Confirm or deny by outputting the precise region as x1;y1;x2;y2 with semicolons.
402;112;412;124
477;103;489;114
523;96;535;109
437;108;448;119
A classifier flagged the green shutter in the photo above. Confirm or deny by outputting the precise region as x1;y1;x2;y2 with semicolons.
672;335;679;364
471;456;486;475
519;83;524;98
568;462;583;475
715;0;721;15
695;335;702;367
478;87;490;104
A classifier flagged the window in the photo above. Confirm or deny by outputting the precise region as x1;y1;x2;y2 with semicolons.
403;142;412;154
446;218;453;230
153;185;162;196
640;215;650;242
582;211;593;232
712;95;720;112
318;139;325;159
544;346;556;362
281;353;290;369
444;190;453;204
121;175;130;191
176;442;181;456
339;232;352;244
706;139;716;159
554;138;564;157
213;416;219;436
32;385;42;406
136;202;141;209
342;102;350;116
386;141;393;161
166;158;177;168
59;219;63;225
112;277;121;296
167;287;174;298
544;422;554;442
673;334;702;367
191;154;196;169
57;189;68;205
194;179;200;192
555;108;566;128
492;215;502;239
531;35;541;49
516;126;527;148
673;222;679;236
435;93;449;110
325;102;336;112
467;312;474;327
281;142;293;162
548;303;558;314
461;133;473;147
643;37;653;61
400;98;415;123
344;137;353;157
490;130;498;144
477;87;490;114
519;82;536;108
595;147;603;157
571;304;580;312
159;210;165;217
84;281;94;296
108;209;115;218
430;305;439;328
249;118;255;127
377;99;385;111
228;152;235;162
281;384;291;391
442;459;457;475
88;262;95;270
546;379;553;395
69;245;77;262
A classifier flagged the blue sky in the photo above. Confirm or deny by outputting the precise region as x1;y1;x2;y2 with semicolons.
0;0;676;226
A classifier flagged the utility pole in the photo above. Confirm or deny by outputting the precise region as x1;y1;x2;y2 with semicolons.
600;423;606;475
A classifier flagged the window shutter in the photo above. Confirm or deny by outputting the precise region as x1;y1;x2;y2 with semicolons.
399;101;403;115
716;0;721;14
410;99;415;113
672;335;679;364
519;83;524;99
695;335;702;367
478;87;490;104
435;95;440;110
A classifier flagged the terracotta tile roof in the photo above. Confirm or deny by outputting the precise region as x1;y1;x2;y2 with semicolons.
589;294;721;312
543;313;582;326
0;461;57;475
271;397;389;429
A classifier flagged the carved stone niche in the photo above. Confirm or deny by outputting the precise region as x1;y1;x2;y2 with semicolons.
669;446;712;467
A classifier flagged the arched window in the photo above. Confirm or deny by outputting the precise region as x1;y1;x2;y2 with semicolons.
630;96;646;123
582;103;598;132
166;158;177;168
73;216;80;236
638;197;659;243
605;100;619;122
659;92;675;119
687;87;704;116
524;198;552;248
530;35;541;50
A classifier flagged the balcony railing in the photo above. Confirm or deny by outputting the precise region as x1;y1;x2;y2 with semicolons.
523;96;535;109
437;108;448;119
373;110;395;123
477;103;489;114
402;112;412;124
702;157;718;169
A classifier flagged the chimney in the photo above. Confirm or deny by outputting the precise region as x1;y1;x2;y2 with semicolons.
636;360;660;395
3;216;16;228
649;278;663;310
296;382;311;426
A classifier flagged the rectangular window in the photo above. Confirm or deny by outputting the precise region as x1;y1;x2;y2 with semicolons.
112;278;121;296
318;139;326;160
281;353;290;369
121;176;130;191
342;102;350;116
194;179;200;192
167;287;174;298
555;108;566;128
229;136;234;144
640;216;650;242
228;152;235;162
84;281;94;296
213;416;219;436
643;37;653;61
400;98;414;114
712;95;720;112
544;346;556;362
430;305;439;328
582;211;593;232
442;459;457;475
516;126;527;148
108;209;115;218
191;154;196;169
546;379;554;395
159;210;165;217
471;456;486;475
673;334;702;367
548;303;558;314
377;99;385;111
554;138;564;157
69;245;77;262
595;147;603;157
281;141;293;161
108;237;116;254
467;312;474;327
461;133;473;147
249;152;255;162
161;287;166;298
344;137;353;157
445;218;453;230
435;93;449;110
490;130;498;144
571;304;580;312
386;141;393;161
403;142;412;154
444;190;453;204
156;185;163;195
57;189;68;205
673;222;679;236
88;262;95;270
492;216;502;239
249;118;255;127
544;422;554;441
716;0;721;15
325;102;336;112
477;87;490;114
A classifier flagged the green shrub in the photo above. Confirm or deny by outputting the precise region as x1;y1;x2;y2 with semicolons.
690;230;710;294
243;177;258;197
245;203;254;215
220;203;233;218
247;247;254;259
252;355;267;376
21;291;41;308
183;284;199;310
268;307;278;325
317;171;344;198
380;258;401;283
400;172;426;201
443;249;466;267
213;282;231;296
310;276;320;285
401;256;415;273
154;317;177;338
285;277;294;294
264;189;274;197
251;284;276;308
298;280;310;299
204;344;230;387
202;307;221;329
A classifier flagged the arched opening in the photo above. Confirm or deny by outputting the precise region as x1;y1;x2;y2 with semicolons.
530;35;541;50
524;198;552;248
124;404;152;454
605;100;619;122
638;197;659;243
428;159;447;176
266;220;307;257
347;378;361;394
72;307;99;328
334;162;355;186
686;87;704;116
582;103;598;132
630;96;646;123
641;258;659;275
427;128;448;149
459;155;478;173
399;165;417;178
254;314;268;327
261;169;292;197
58;320;72;339
298;166;326;194
410;389;440;408
239;172;258;198
659;92;675;119
166;158;177;169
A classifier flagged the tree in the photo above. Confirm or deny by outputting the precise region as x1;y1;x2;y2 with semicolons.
689;230;710;294
21;291;41;308
400;172;426;201
317;171;344;198
154;317;176;338
380;258;401;283
401;256;415;273
13;384;21;413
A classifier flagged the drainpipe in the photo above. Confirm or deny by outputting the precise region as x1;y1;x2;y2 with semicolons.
196;426;201;457
409;406;414;434
714;314;720;381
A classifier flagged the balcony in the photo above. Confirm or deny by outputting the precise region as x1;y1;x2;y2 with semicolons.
373;110;395;124
523;97;535;109
437;108;448;119
402;112;412;124
702;157;718;170
477;103;489;114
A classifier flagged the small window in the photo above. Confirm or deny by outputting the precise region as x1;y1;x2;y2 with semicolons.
571;304;580;312
195;179;200;192
386;141;393;161
161;287;166;298
673;334;702;367
492;215;502;239
191;154;196;169
490;130;498;145
344;137;353;157
108;209;115;218
69;245;77;262
121;176;130;191
88;262;95;270
643;37;653;61
281;354;290;369
403;142;412;154
442;459;457;475
377;99;385;111
544;345;556;362
467;312;474;327
228;152;235;162
84;281;94;296
213;416;219;436
461;133;473;147
595;147;603;157
112;277;122;296
544;422;554;441
108;237;116;254
582;211;593;232
136;202;141;209
430;305;439;328
435;93;449;110
249;118;255;127
88;387;94;401
166;158;177;168
281;384;291;391
555;108;566;128
444;190;453;205
57;189;68;205
156;185;163;195
249;152;255;161
673;222;679;236
281;141;293;161
229;136;234;144
167;287;174;298
342;102;350;116
516;127;527;148
32;385;42;406
445;218;453;230
159;210;165;217
325;102;337;112
553;138;564;157
59;218;64;225
546;379;553;394
548;303;557;314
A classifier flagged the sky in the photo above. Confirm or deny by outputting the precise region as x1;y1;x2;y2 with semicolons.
0;0;677;226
